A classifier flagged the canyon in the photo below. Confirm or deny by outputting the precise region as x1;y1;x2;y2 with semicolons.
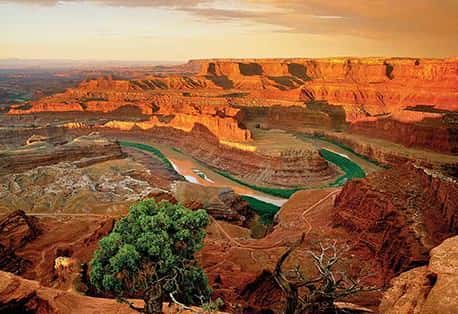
1;163;456;312
6;57;458;157
0;57;457;313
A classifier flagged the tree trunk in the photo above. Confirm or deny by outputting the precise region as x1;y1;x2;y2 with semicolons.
144;284;163;314
284;288;298;314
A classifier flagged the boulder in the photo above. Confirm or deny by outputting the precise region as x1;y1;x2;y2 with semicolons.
380;236;458;314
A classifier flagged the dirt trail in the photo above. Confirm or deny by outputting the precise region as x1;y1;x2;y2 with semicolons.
210;190;339;250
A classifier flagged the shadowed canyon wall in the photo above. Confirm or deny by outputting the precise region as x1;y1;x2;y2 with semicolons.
333;164;458;280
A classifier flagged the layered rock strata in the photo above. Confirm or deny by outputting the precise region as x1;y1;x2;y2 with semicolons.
8;58;457;153
112;124;336;188
0;133;124;175
333;164;458;279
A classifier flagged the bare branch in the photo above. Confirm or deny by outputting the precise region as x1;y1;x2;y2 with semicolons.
273;239;380;313
118;297;146;313
169;293;197;312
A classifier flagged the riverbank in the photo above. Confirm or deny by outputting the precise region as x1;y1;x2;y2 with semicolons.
120;140;367;200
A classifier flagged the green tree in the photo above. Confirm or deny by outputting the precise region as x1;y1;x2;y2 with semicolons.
90;199;211;314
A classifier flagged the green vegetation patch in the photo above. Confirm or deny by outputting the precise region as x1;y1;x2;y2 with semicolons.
89;199;211;310
119;141;174;170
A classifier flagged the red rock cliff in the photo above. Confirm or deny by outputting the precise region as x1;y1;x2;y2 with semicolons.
7;58;458;152
333;164;458;280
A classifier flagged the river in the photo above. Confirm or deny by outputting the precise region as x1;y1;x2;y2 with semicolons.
120;138;373;207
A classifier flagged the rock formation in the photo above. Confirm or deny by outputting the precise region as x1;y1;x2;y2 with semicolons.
0;211;115;289
348;112;458;154
120;123;336;188
0;133;124;175
379;235;458;314
0;210;41;274
173;182;252;224
0;270;137;314
8;58;457;153
0;270;224;313
197;58;457;114
333;164;458;280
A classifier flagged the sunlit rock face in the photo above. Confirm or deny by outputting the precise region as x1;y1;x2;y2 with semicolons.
379;235;458;314
7;58;457;152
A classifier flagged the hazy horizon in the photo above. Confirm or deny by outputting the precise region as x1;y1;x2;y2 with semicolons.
2;1;457;61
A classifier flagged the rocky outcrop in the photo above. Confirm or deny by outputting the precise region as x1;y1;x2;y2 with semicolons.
0;210;41;250
129;123;335;188
173;182;252;225
103;112;251;143
0;210;41;275
349;115;458;154
0;270;137;314
0;133;124;175
379;236;458;314
0;212;115;290
333;164;458;280
183;125;335;187
0;270;223;314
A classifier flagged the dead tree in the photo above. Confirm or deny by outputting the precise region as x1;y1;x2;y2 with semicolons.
273;234;378;314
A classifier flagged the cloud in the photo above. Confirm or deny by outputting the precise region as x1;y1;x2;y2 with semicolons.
2;0;457;40
247;0;458;39
0;0;207;7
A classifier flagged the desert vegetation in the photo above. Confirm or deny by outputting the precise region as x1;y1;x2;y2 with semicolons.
90;199;211;314
274;235;378;314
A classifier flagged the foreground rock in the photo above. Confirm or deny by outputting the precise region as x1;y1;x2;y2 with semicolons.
379;236;458;314
0;211;114;290
0;270;225;314
0;270;136;314
0;210;41;274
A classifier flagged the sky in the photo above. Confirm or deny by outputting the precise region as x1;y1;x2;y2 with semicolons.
1;0;457;61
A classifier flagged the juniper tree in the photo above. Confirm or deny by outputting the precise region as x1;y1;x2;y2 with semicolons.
90;199;211;314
